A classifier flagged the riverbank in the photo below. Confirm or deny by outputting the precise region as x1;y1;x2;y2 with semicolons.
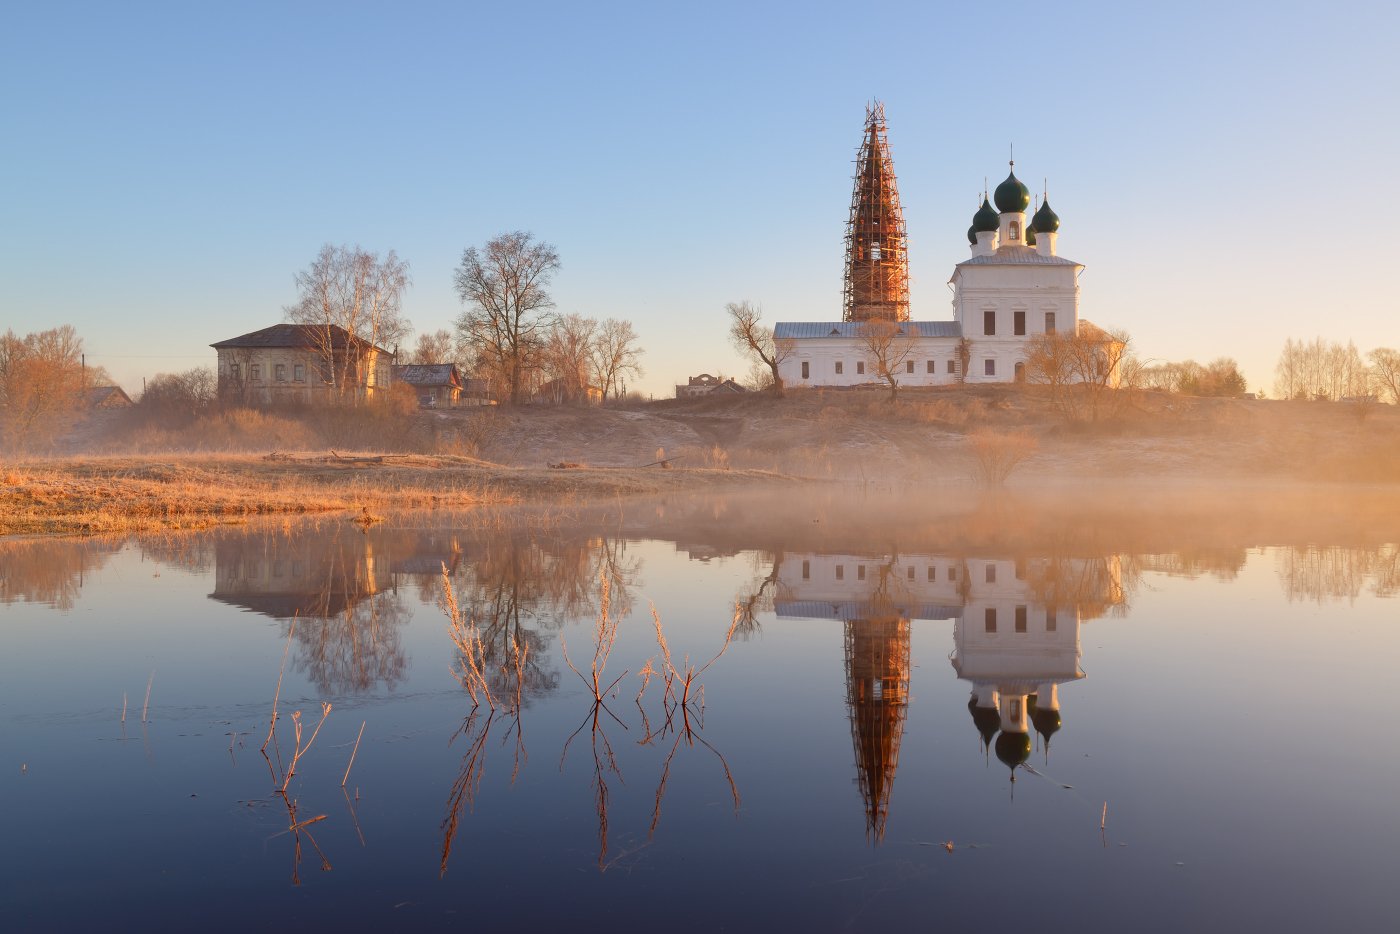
0;453;790;536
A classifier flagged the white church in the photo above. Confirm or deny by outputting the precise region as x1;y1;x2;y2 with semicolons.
774;105;1094;388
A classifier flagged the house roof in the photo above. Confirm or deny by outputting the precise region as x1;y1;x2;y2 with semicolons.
390;363;461;387
85;385;133;407
774;321;963;339
211;323;392;355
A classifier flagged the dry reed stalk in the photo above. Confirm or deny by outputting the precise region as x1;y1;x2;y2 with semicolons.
279;701;332;793
650;603;740;711
1101;801;1107;831
262;617;297;753
341;720;366;787
141;671;154;723
441;565;495;709
560;570;626;703
121;692;127;724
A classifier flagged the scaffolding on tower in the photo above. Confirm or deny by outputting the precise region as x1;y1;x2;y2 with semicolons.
843;101;911;323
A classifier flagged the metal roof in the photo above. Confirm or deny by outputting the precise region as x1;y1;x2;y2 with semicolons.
774;321;963;339
955;248;1082;267
390;363;461;386
211;323;393;354
775;600;964;622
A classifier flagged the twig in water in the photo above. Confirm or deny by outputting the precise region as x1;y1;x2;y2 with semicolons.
121;692;127;724
1101;801;1107;831
279;702;333;793
141;670;154;723
263;617;297;753
342;720;366;787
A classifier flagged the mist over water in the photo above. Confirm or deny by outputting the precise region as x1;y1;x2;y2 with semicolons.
2;488;1397;931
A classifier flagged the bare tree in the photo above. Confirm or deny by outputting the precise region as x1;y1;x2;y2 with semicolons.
590;318;644;402
1274;337;1370;401
1024;324;1131;421
857;320;919;402
727;301;792;397
1369;347;1400;404
409;329;455;365
454;231;560;405
285;244;411;400
0;325;89;449
541;313;597;404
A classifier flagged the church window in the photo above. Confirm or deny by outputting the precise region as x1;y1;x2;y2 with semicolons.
948;566;957;581
857;565;866;581
1046;609;1057;632
835;361;843;375
1015;606;1027;632
986;564;997;583
984;311;996;336
907;566;915;580
1014;311;1026;336
927;566;935;582
946;359;956;375
985;608;997;633
1015;361;1025;382
802;560;810;580
984;359;996;376
1045;312;1057;334
801;361;809;379
1009;221;1020;241
926;360;934;374
905;360;914;374
871;242;882;261
856;361;865;375
835;564;844;581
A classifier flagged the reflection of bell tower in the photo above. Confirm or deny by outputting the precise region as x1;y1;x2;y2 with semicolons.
845;612;911;843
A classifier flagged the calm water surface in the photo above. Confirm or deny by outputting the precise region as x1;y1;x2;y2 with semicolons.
2;491;1397;931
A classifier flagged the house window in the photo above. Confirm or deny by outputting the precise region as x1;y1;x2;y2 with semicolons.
905;360;914;374
1015;606;1027;632
275;364;287;382
801;361;810;379
946;359;956;375
986;564;997;583
856;362;865;375
251;364;262;381
802;560;810;580
926;360;935;374
294;364;305;382
984;311;996;336
229;363;241;380
1045;312;1057;334
1014;311;1026;336
835;361;844;375
985;608;997;632
984;359;996;377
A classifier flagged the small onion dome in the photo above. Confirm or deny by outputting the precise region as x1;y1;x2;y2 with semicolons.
967;224;978;245
994;169;1031;213
994;730;1032;775
1026;225;1037;246
973;198;999;233
1030;705;1062;742
1031;198;1060;233
968;697;1000;747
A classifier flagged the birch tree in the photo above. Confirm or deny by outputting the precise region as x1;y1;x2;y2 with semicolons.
727;301;792;397
590;318;644;401
857;319;919;402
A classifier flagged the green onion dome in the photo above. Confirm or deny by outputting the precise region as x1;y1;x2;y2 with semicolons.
994;169;1031;213
1026;225;1037;246
1030;704;1061;741
973;198;1000;233
968;697;1000;747
994;730;1032;775
967;224;978;245
1031;198;1060;233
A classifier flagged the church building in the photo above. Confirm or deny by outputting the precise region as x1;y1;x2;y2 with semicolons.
775;104;1092;387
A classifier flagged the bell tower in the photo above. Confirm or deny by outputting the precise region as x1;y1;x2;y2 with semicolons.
843;102;910;322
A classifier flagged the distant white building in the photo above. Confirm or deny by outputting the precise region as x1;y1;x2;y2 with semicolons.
777;161;1095;388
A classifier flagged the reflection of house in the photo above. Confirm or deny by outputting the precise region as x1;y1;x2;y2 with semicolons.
85;385;133;409
391;363;463;407
675;374;746;398
208;536;392;618
211;324;395;405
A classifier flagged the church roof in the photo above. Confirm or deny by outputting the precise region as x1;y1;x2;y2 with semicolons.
955;249;1081;267
774;321;963;339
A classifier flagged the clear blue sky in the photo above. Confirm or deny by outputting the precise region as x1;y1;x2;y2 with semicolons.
3;0;1396;398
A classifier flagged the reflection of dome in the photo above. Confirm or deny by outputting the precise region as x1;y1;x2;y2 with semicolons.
994;169;1031;213
994;731;1031;777
1030;705;1062;743
968;697;1000;747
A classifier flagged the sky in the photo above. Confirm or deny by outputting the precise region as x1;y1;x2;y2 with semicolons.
3;0;1397;399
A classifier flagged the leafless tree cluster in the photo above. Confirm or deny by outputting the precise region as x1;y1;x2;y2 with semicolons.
1272;338;1373;401
857;320;919;402
1023;324;1132;421
136;367;218;424
0;325;107;449
1371;348;1400;405
727;301;793;396
284;244;411;399
407;329;456;367
1133;357;1247;397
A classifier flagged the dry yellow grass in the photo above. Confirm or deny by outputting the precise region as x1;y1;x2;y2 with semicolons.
0;452;792;536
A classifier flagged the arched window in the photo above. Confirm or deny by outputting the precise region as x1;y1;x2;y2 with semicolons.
1009;221;1020;241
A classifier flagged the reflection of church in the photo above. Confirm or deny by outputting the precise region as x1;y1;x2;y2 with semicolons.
774;551;1121;839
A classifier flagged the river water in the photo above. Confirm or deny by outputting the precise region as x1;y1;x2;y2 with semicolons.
2;489;1397;931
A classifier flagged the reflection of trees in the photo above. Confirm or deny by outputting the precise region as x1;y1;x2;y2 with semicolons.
1026;555;1134;620
734;549;784;638
1277;544;1400;603
287;591;410;695
0;539;121;610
